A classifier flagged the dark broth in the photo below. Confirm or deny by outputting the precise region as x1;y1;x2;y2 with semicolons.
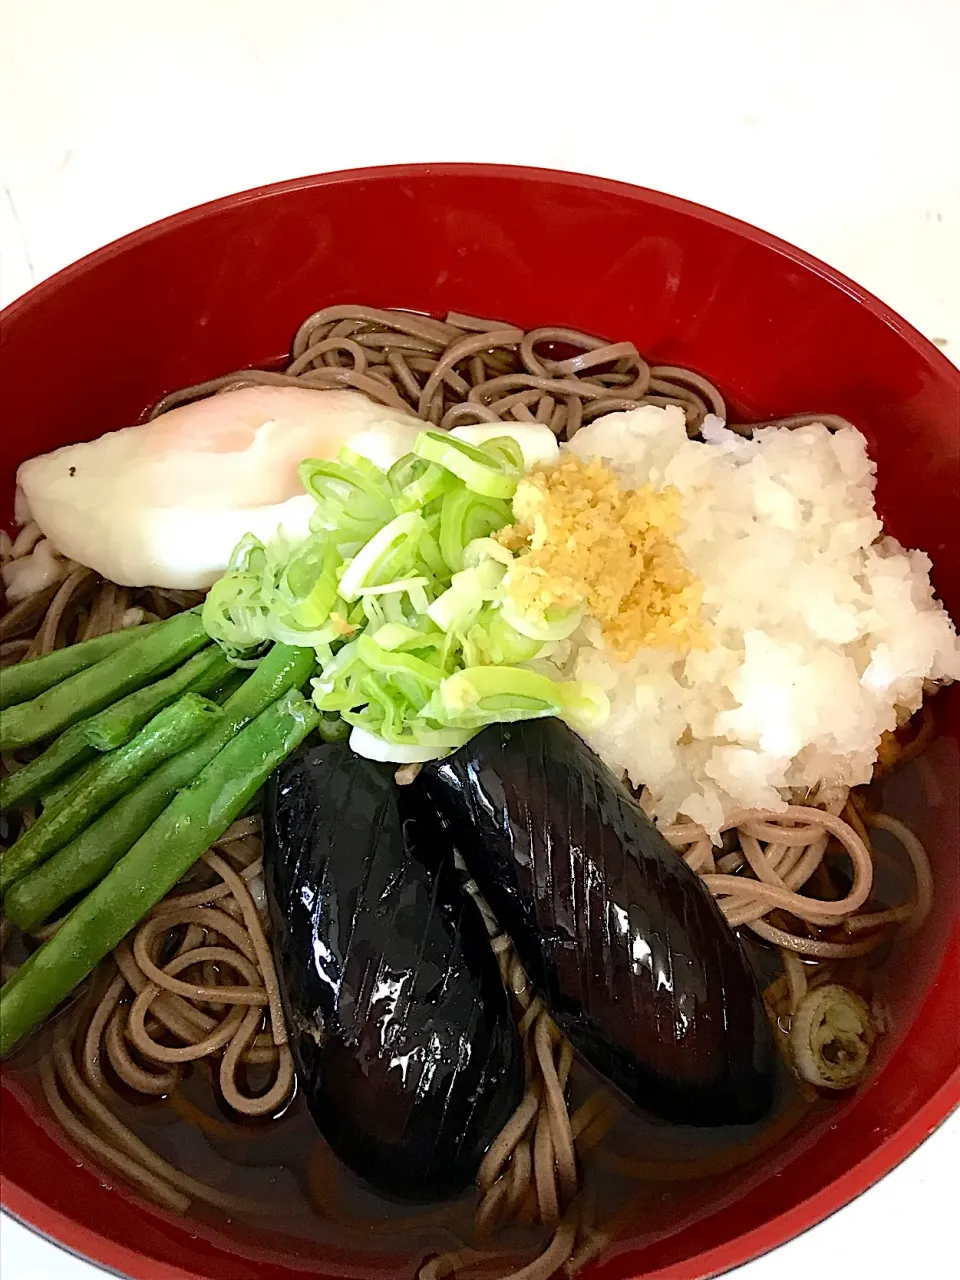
5;1003;816;1277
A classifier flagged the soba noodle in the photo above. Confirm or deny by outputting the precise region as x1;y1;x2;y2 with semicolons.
0;312;934;1280
145;305;850;443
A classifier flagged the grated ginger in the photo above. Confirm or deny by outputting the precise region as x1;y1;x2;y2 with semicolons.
497;456;704;658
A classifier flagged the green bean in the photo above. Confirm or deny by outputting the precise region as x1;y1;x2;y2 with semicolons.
0;611;209;751
0;623;161;709
0;647;232;811
37;759;99;812
210;669;248;705
0;689;317;1057
82;646;231;751
0;725;95;814
41;654;239;809
35;648;229;810
5;645;314;931
0;694;220;894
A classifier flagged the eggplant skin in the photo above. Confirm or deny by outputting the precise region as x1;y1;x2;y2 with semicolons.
264;744;524;1202
423;720;777;1127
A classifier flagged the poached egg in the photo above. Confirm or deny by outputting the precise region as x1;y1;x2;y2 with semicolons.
16;387;423;589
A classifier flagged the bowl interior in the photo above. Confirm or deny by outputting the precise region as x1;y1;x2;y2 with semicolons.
1;165;958;1280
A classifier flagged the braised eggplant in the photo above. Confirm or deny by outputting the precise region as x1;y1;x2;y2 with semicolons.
422;719;777;1126
264;743;524;1201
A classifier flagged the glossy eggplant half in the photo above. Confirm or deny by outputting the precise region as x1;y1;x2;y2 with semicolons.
264;743;524;1201
422;719;777;1126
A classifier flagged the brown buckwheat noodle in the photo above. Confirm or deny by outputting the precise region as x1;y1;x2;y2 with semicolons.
146;305;855;442
0;308;930;1280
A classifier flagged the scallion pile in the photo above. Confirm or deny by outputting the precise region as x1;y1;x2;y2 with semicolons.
202;430;608;763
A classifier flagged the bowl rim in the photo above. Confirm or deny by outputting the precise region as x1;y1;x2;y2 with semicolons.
3;1082;958;1280
1;161;958;395
1;162;958;1280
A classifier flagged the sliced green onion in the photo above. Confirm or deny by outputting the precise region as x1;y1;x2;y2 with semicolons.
450;423;559;471
428;588;478;635
500;594;584;641
462;609;543;665
389;454;457;510
279;535;342;628
431;666;560;725
554;682;610;733
387;452;423;493
429;666;608;732
371;623;436;651
407;582;430;615
354;634;444;689
439;488;511;572
201;538;272;657
348;724;470;763
301;457;395;543
478;435;525;471
463;537;514;570
338;448;394;484
354;575;431;597
338;512;425;601
353;672;403;737
414;431;520;500
418;527;450;580
427;561;507;633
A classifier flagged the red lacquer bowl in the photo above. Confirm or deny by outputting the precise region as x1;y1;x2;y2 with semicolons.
1;165;958;1280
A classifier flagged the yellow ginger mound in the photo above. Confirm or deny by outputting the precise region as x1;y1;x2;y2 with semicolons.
498;456;704;657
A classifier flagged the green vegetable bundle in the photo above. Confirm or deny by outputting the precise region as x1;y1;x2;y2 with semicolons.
0;687;317;1056
0;627;317;1057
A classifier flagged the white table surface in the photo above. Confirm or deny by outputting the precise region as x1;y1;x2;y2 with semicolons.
1;1;957;1277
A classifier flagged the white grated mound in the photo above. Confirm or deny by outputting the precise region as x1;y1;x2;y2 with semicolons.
539;405;960;838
